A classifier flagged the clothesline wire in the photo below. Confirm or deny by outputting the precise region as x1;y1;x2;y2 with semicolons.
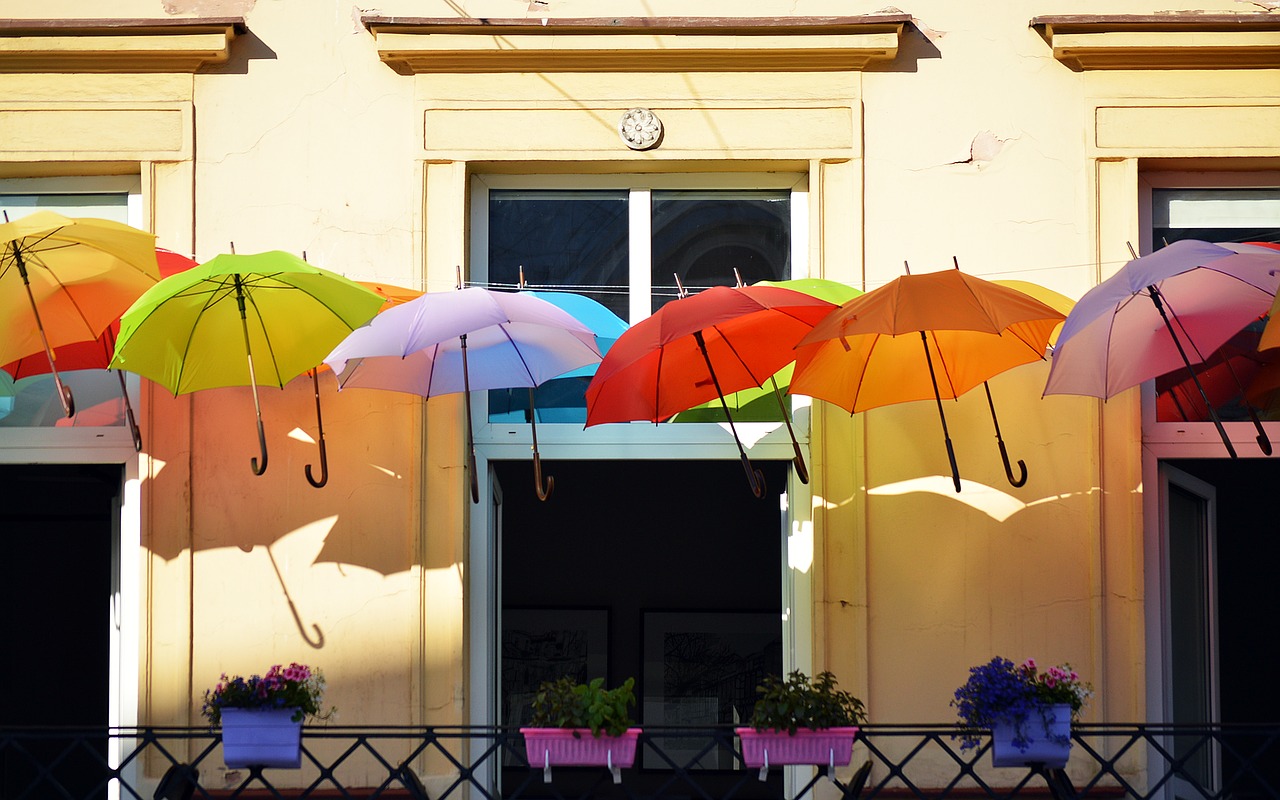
444;256;1127;296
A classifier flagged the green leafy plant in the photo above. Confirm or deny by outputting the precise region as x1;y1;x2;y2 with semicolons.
529;676;637;737
747;670;867;734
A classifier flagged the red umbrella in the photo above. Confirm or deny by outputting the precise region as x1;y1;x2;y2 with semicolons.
584;283;837;496
2;247;198;450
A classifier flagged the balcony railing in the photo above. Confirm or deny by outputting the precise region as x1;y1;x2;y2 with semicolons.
2;723;1278;800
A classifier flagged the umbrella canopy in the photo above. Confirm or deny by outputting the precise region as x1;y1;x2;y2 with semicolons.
111;249;384;475
489;289;630;424
1;247;199;450
792;266;1065;491
584;284;837;495
671;277;862;422
324;286;602;502
1044;239;1280;457
0;210;160;416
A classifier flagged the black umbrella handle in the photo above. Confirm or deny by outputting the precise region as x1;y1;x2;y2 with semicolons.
769;376;809;485
920;331;962;493
694;331;765;498
984;382;1027;488
114;368;143;452
1146;286;1238;459
305;369;329;488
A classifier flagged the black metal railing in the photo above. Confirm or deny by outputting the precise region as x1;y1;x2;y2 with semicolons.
2;723;1278;800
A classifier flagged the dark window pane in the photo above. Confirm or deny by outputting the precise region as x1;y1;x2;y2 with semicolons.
651;191;790;313
488;190;630;321
487;191;628;423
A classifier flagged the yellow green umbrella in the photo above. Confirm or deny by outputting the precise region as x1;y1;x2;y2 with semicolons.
110;250;384;476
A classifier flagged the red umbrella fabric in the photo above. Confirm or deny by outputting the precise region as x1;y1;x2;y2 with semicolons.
584;284;837;495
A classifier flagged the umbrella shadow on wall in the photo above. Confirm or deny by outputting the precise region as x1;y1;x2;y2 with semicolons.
146;377;428;647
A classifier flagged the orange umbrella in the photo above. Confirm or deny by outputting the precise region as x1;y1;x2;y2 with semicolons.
1;246;196;449
1;211;160;417
791;262;1065;492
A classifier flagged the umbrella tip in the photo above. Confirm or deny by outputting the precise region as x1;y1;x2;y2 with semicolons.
903;260;912;275
456;264;463;290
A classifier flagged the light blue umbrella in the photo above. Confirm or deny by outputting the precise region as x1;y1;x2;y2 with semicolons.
489;289;629;424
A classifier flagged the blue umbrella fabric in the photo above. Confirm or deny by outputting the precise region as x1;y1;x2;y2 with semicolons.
490;290;629;424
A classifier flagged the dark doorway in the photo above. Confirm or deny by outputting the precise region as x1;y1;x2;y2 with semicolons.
1166;458;1280;791
0;463;118;799
497;459;788;798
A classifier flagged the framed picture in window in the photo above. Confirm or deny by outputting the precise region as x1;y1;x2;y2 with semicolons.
641;609;782;769
501;607;609;730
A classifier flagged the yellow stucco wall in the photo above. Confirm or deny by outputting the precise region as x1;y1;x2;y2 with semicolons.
3;0;1279;791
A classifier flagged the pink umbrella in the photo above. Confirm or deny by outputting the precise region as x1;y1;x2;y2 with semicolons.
1045;240;1280;457
324;286;601;502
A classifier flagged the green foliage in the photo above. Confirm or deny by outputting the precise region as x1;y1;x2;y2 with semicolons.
529;676;637;738
747;670;867;734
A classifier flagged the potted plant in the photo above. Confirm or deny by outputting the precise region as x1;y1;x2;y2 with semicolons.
202;662;335;769
952;656;1092;768
520;676;640;783
736;670;867;777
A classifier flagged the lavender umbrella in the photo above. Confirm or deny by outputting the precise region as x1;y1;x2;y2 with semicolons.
324;286;602;502
1045;239;1280;457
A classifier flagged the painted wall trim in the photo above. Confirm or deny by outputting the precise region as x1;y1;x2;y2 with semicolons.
362;15;910;74
1031;14;1280;71
0;18;245;73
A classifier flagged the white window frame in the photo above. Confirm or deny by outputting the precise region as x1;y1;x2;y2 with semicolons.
465;173;816;771
0;174;145;768
1138;170;1280;451
468;172;812;455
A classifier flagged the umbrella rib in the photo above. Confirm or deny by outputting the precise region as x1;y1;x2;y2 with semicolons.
14;249;102;338
496;322;539;387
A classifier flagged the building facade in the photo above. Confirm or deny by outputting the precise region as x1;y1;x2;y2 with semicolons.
2;1;1278;794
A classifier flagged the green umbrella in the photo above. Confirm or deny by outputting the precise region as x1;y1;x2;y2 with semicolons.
110;250;384;477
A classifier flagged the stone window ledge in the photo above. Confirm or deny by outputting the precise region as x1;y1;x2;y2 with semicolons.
1031;14;1280;71
0;18;245;73
362;15;912;74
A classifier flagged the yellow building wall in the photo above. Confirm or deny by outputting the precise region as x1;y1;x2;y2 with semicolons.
3;0;1279;791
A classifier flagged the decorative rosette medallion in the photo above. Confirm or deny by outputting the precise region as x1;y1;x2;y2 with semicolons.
618;107;662;150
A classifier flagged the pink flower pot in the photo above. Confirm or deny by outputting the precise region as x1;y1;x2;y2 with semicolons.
521;727;640;783
736;727;859;771
220;708;302;769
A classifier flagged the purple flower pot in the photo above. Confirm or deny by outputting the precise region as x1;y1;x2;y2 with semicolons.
990;703;1072;768
221;708;302;769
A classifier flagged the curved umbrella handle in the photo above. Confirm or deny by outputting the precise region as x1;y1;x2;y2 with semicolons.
305;369;329;488
741;456;766;498
534;454;555;501
984;382;1027;488
998;440;1028;488
251;416;269;476
113;367;142;452
529;389;554;501
57;380;75;419
1251;408;1273;456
